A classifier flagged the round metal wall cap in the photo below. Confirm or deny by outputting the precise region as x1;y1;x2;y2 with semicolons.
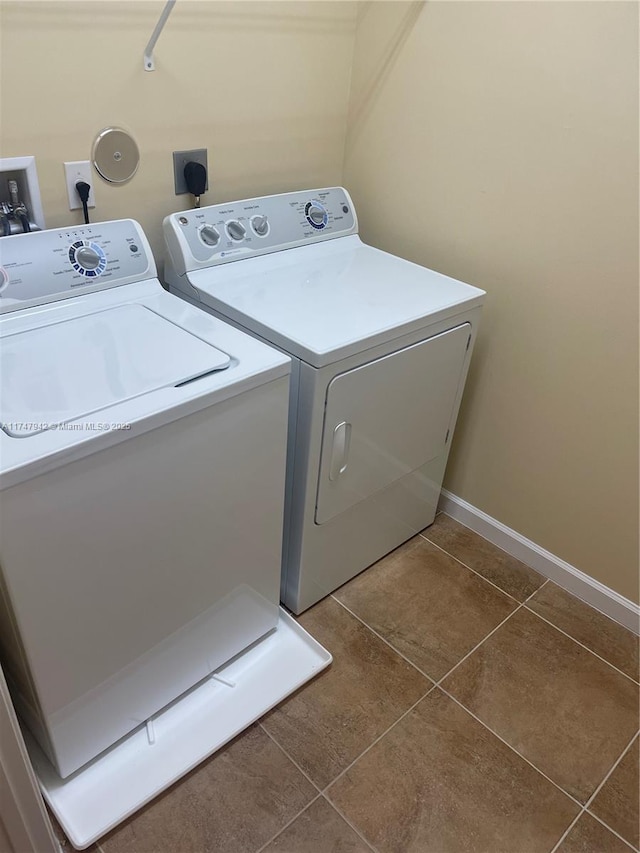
92;127;140;184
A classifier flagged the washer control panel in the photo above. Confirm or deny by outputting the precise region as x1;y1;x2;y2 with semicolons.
0;219;155;313
164;187;357;273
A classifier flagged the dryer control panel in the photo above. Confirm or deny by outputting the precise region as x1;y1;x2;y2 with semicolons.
0;219;156;314
164;187;358;276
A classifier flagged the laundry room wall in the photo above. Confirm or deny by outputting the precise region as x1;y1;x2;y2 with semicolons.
344;1;639;603
0;0;357;261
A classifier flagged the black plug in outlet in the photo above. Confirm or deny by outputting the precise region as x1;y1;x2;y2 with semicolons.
173;149;208;195
184;162;207;208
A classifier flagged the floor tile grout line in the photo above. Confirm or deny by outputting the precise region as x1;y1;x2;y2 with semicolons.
421;526;636;686
522;604;640;686
434;580;552;688
253;792;322;853
320;684;436;795
548;792;640;853
333;578;539;694
545;629;640;853
548;811;584;853
548;808;640;853
433;602;525;687
259;723;324;794
526;576;550;599
423;523;640;682
418;531;538;605
584;807;640;852
262;681;433;852
437;685;585;809
319;793;380;853
429;514;640;646
329;594;436;683
583;730;639;812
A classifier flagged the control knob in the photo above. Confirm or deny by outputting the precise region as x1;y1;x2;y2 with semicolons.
226;220;246;241
199;225;220;247
305;202;328;230
75;246;101;270
68;240;107;277
251;215;269;237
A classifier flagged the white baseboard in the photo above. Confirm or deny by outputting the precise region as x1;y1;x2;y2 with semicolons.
438;489;640;635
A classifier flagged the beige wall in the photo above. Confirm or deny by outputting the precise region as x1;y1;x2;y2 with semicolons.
344;1;639;602
0;1;356;261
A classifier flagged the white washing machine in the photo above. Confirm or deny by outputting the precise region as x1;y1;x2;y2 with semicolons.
0;220;330;847
164;188;485;614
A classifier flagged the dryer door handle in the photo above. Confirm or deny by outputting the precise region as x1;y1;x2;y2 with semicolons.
329;421;351;481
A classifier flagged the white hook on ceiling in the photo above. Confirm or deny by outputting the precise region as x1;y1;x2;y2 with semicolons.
144;0;177;72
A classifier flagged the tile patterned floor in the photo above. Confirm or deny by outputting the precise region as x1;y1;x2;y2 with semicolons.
55;514;639;853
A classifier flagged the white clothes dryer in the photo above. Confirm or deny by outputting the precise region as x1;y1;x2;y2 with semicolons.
163;188;485;614
0;220;329;847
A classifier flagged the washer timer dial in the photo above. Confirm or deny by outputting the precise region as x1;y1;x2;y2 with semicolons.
305;201;328;230
68;240;107;277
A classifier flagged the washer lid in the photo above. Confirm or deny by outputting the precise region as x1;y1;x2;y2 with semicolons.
187;236;485;367
1;304;230;437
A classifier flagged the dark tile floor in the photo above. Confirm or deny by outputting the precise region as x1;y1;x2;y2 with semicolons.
54;514;639;853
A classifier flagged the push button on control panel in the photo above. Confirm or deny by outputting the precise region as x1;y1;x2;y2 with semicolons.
68;240;107;278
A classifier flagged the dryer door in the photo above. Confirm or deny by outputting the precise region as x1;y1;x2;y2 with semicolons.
315;323;471;525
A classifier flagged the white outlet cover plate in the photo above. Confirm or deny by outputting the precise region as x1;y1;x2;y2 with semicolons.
64;161;96;210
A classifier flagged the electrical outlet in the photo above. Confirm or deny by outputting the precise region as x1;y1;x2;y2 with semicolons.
64;161;96;210
173;149;208;196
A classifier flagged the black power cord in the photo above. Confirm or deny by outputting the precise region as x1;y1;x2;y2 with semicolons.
75;181;91;224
